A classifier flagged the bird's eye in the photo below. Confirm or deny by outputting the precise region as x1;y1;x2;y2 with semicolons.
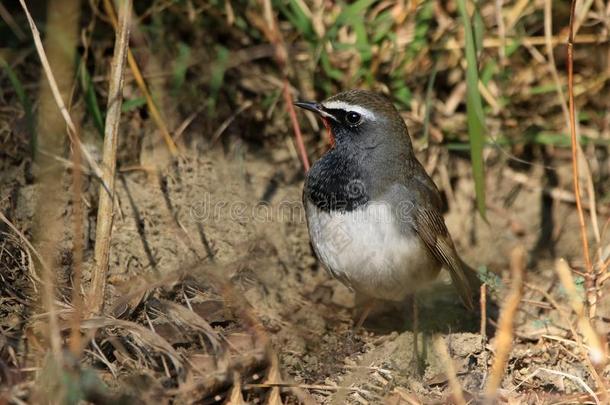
345;111;362;126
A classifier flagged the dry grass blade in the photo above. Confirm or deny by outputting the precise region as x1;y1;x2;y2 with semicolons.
154;299;221;351
0;211;49;279
18;0;110;195
484;245;525;403
432;335;466;405
89;0;132;315
102;0;179;156
227;372;247;405
265;354;283;405
555;259;605;366
80;317;183;372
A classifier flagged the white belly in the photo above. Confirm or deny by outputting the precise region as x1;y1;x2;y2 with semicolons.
305;200;440;301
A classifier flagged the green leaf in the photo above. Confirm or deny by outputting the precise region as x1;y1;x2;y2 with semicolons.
320;50;343;81
121;97;147;112
279;0;316;40
172;42;191;95
334;0;376;26
78;60;105;138
371;10;394;43
208;45;229;113
392;84;412;108
352;20;372;62
472;0;484;55
406;1;434;58
457;0;487;219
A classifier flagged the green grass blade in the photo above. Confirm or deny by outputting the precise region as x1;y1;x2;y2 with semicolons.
121;97;146;112
208;45;229;114
352;20;372;63
78;60;105;138
172;42;191;95
334;0;376;26
278;0;316;40
457;0;487;219
472;1;484;54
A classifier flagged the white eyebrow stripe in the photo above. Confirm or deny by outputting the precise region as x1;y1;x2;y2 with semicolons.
321;100;377;121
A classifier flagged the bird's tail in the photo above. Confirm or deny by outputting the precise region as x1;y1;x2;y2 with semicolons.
449;258;482;311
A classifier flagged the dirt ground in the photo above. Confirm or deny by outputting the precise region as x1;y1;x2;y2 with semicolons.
2;125;607;403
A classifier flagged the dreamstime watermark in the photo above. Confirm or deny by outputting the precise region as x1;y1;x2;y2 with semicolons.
189;194;306;224
188;194;416;225
188;179;416;225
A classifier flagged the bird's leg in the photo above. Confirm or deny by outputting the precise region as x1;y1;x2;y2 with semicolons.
354;294;376;328
410;293;425;375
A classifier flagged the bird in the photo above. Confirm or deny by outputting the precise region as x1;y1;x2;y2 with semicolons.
295;89;477;318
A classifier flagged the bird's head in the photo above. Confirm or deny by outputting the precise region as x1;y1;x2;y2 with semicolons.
295;89;412;152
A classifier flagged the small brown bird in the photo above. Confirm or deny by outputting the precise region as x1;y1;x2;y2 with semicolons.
296;90;477;313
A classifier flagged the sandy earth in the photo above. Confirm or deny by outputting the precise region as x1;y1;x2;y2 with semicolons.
1;139;606;404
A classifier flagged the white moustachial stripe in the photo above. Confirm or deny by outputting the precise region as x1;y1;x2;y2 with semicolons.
321;100;377;121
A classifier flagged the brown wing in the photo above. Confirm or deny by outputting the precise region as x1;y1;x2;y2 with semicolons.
413;207;476;311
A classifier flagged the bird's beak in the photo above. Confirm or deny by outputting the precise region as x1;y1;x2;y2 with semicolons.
294;101;338;122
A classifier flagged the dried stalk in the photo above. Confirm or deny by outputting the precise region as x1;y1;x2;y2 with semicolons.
69;135;84;355
101;0;178;156
18;0;110;194
484;246;525;403
567;0;593;277
433;336;466;405
89;0;132;315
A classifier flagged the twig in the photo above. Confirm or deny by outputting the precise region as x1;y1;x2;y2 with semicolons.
567;0;593;277
18;0;110;195
480;283;487;338
244;383;369;395
433;336;467;405
89;0;132;315
282;79;310;171
0;2;26;40
101;0;178;156
484;245;525;403
439;34;608;50
211;100;253;144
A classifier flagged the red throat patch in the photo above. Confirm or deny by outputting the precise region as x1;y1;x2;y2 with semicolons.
322;118;335;148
